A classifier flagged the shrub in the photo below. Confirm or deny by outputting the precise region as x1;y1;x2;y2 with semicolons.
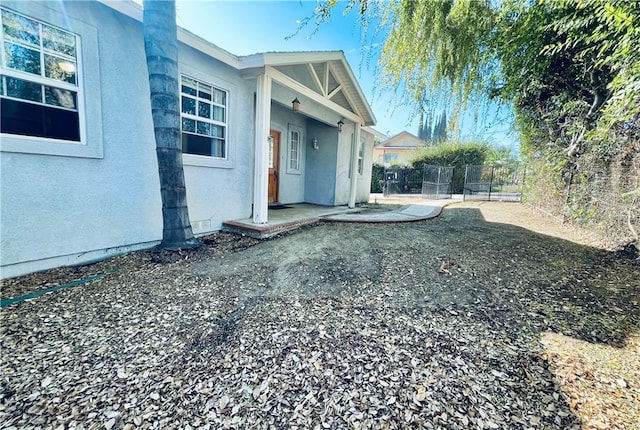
370;163;385;193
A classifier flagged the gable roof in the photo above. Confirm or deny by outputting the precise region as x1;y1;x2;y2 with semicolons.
98;0;375;126
241;52;375;126
362;126;387;141
375;131;428;149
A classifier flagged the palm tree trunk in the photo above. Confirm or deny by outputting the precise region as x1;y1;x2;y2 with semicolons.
143;0;198;249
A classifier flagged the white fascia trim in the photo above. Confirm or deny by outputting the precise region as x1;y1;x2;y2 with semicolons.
245;52;344;68
362;126;388;140
332;57;376;126
96;0;240;69
266;65;361;124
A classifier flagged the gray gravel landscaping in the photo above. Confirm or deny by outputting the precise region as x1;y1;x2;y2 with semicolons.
1;202;638;429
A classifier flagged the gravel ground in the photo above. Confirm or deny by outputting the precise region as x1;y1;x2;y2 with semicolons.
1;201;638;429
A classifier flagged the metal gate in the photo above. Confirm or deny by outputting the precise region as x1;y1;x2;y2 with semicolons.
422;164;453;199
382;165;453;199
463;165;525;202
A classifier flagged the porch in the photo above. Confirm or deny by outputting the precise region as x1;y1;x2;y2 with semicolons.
221;203;363;239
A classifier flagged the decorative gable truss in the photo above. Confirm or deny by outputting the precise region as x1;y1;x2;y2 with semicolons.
266;58;373;126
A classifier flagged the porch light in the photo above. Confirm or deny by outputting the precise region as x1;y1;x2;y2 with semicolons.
337;119;344;132
292;97;300;112
312;138;319;150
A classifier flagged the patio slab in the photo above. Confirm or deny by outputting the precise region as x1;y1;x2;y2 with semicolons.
222;197;461;238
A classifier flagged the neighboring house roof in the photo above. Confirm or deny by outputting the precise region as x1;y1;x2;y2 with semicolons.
362;126;388;142
97;0;375;126
374;131;429;150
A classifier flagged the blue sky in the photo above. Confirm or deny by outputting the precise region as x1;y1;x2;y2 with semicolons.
173;0;518;148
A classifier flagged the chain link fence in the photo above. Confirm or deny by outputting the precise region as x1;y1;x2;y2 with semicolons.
380;165;453;199
525;157;640;250
463;165;526;202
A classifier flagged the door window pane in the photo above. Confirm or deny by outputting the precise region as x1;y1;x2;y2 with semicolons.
268;137;274;168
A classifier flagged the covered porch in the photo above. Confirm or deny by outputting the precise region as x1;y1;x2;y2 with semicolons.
222;203;363;239
244;51;376;227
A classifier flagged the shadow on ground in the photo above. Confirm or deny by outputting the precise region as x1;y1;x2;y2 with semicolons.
2;205;638;428
193;207;639;348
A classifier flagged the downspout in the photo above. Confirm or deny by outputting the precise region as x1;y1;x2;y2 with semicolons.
348;122;361;208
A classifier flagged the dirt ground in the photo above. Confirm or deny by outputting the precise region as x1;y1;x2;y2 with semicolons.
1;201;638;429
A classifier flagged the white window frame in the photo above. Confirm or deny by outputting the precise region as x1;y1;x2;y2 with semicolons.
287;124;303;175
0;4;102;159
357;139;365;175
179;74;228;159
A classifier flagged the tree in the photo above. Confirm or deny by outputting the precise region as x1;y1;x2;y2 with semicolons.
304;0;638;247
432;111;447;143
143;0;199;249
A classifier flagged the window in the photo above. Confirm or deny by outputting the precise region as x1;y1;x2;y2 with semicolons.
180;75;227;158
383;153;398;164
0;7;81;141
357;139;365;175
268;135;274;168
287;124;302;174
289;129;300;170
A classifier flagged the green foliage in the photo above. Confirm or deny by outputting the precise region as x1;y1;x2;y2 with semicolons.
410;140;490;193
431;111;447;143
377;0;496;106
370;163;385;193
409;141;488;168
305;0;639;245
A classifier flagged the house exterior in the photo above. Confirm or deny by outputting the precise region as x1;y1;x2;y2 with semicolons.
0;0;377;279
373;131;429;166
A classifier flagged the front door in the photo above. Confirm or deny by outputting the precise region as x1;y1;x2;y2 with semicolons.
268;129;280;203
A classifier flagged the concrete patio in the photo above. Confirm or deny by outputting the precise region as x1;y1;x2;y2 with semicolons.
221;195;462;238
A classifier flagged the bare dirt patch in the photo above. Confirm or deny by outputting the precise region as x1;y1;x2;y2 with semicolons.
1;201;638;429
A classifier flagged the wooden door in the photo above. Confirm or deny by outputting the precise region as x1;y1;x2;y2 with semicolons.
268;129;280;203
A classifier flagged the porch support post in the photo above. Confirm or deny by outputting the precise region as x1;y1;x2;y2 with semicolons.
253;73;271;224
348;122;361;208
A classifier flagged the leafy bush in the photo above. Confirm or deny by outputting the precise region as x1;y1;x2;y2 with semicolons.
370;163;385;193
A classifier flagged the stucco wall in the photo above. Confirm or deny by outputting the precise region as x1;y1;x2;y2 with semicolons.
0;1;377;278
0;1;163;278
333;123;374;205
305;119;338;206
0;2;259;277
357;130;375;202
178;44;255;233
270;102;306;204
